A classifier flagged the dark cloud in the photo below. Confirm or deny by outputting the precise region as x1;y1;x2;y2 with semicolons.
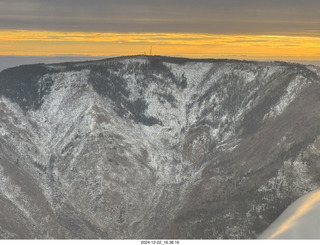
0;0;319;34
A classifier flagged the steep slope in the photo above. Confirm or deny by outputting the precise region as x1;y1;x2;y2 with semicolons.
0;55;320;239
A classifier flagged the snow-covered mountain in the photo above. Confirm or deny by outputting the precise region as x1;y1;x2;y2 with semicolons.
0;55;320;239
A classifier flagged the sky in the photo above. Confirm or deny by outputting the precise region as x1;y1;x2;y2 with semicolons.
0;0;320;61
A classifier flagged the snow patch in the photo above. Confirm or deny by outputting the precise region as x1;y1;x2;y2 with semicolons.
264;75;308;119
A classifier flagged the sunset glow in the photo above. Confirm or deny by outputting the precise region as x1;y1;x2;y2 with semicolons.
1;30;320;61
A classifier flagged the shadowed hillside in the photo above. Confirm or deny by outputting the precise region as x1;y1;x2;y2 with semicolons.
0;55;320;238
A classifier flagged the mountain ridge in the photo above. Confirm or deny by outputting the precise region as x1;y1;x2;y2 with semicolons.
0;55;320;238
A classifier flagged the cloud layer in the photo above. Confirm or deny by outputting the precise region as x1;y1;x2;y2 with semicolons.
1;30;320;60
0;0;319;35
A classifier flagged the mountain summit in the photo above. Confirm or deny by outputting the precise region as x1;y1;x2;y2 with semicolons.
0;55;320;239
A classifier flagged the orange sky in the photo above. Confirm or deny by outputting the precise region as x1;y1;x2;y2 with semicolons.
1;0;319;62
1;30;320;61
